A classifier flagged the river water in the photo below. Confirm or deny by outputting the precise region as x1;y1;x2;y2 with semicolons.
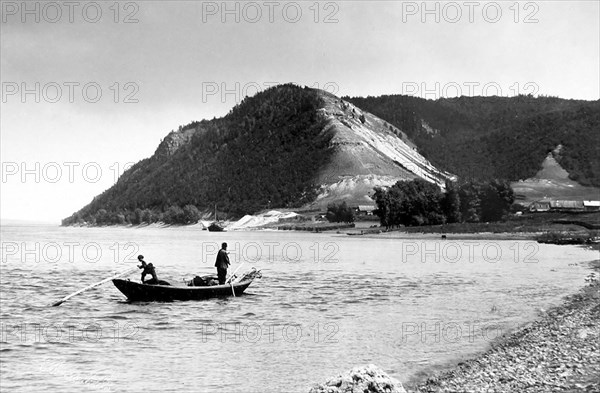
0;224;596;392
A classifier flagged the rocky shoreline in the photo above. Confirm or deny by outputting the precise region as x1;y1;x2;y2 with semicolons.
310;257;599;393
411;258;600;393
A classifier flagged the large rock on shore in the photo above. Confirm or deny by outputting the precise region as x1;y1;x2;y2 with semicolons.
309;364;407;393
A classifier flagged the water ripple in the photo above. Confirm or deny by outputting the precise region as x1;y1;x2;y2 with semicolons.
0;226;595;393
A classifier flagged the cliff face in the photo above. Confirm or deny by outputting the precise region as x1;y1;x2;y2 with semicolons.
155;128;198;157
311;91;453;209
62;85;451;225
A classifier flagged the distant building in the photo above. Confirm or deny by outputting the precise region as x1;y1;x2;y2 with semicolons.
583;200;600;211
529;200;551;212
529;199;596;212
550;200;584;211
355;205;377;216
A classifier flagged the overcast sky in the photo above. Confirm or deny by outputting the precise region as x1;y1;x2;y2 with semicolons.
1;0;598;223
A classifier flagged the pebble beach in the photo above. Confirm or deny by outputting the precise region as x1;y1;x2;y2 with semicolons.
411;258;600;393
310;256;600;393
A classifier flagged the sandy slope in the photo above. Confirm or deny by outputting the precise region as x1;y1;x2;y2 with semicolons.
227;210;298;230
308;91;455;210
512;153;600;203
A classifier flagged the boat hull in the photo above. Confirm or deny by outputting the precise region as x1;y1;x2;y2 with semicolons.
112;279;252;302
207;222;225;232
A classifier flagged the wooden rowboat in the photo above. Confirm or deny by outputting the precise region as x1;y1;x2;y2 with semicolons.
112;269;260;302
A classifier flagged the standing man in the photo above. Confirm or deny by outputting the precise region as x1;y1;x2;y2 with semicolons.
215;242;230;285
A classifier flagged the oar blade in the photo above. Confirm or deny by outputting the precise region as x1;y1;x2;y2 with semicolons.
50;266;138;307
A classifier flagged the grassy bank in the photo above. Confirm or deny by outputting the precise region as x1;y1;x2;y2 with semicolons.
409;257;600;393
400;212;600;234
348;212;600;244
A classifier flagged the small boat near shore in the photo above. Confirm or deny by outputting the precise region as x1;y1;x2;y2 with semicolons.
207;222;226;232
112;268;261;302
207;204;226;231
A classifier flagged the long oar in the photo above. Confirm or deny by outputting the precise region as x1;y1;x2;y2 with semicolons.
51;266;139;307
227;262;245;297
226;262;245;284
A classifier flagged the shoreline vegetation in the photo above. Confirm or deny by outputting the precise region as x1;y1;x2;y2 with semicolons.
62;211;600;245
346;211;600;245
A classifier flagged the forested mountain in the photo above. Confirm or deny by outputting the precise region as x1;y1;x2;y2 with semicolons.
63;86;598;226
64;85;332;224
63;85;449;225
345;95;600;186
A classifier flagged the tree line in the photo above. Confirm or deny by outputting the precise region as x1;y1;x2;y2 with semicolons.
63;205;204;226
372;179;514;229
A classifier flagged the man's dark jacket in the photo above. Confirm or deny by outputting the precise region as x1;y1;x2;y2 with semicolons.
214;249;230;269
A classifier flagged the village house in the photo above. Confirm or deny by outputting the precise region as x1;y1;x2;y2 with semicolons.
529;200;551;212
550;200;585;211
529;199;600;212
583;200;600;211
354;205;377;216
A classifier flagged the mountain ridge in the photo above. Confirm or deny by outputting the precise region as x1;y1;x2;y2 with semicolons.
62;86;599;226
62;85;449;225
345;94;600;187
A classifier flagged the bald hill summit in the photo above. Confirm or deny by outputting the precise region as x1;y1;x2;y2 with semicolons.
62;84;599;226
